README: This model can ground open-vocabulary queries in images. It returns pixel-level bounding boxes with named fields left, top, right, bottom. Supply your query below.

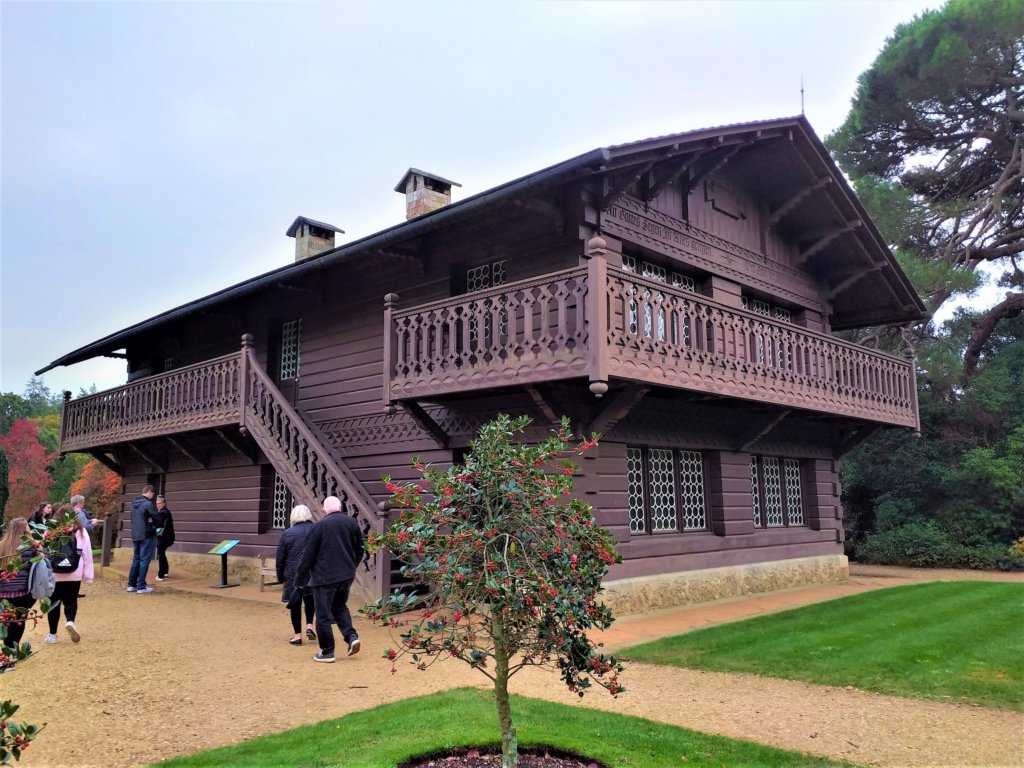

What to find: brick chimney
left=394, top=169, right=461, bottom=220
left=286, top=216, right=345, bottom=262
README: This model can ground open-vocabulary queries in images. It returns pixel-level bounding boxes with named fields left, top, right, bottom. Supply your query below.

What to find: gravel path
left=3, top=575, right=1021, bottom=768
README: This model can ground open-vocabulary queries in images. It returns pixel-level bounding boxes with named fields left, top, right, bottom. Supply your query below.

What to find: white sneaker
left=44, top=634, right=58, bottom=644
left=156, top=577, right=165, bottom=581
left=65, top=622, right=80, bottom=643
left=126, top=586, right=137, bottom=593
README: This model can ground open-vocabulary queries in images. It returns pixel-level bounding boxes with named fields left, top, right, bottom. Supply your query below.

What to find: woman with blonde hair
left=0, top=518, right=37, bottom=650
left=275, top=504, right=317, bottom=645
left=44, top=514, right=94, bottom=644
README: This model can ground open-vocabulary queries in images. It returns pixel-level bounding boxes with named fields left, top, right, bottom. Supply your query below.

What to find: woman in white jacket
left=44, top=514, right=94, bottom=644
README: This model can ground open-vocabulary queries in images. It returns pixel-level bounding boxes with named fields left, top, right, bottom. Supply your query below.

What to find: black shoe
left=289, top=638, right=302, bottom=646
left=305, top=628, right=316, bottom=641
left=313, top=651, right=335, bottom=663
left=347, top=638, right=361, bottom=657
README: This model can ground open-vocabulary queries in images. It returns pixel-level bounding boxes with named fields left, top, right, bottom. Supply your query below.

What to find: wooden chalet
left=40, top=116, right=926, bottom=610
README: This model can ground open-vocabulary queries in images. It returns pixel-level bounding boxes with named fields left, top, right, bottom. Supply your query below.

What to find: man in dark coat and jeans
left=127, top=485, right=159, bottom=594
left=295, top=495, right=364, bottom=663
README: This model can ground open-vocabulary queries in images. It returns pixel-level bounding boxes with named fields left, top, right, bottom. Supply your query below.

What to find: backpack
left=50, top=538, right=81, bottom=574
left=29, top=556, right=55, bottom=599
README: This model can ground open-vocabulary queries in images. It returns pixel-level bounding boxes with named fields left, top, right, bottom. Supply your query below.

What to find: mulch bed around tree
left=399, top=746, right=608, bottom=767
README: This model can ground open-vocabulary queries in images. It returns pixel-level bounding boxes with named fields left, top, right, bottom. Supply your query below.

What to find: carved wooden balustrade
left=385, top=259, right=919, bottom=429
left=239, top=336, right=388, bottom=598
left=60, top=353, right=242, bottom=452
left=384, top=267, right=592, bottom=401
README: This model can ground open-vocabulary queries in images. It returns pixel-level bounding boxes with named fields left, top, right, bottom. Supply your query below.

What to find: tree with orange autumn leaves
left=69, top=459, right=121, bottom=518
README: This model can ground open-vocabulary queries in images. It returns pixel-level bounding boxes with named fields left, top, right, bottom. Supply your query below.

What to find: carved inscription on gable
left=603, top=194, right=824, bottom=311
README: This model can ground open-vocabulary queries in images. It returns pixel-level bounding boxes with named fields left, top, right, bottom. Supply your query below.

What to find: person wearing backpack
left=0, top=518, right=37, bottom=652
left=44, top=515, right=94, bottom=644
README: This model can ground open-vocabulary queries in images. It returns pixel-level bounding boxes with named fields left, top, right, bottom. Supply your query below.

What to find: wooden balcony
left=60, top=353, right=242, bottom=452
left=384, top=254, right=920, bottom=430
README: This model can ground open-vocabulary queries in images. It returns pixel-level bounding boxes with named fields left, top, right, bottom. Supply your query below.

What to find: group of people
left=126, top=485, right=176, bottom=593
left=275, top=495, right=364, bottom=663
left=2, top=487, right=360, bottom=666
left=0, top=495, right=100, bottom=649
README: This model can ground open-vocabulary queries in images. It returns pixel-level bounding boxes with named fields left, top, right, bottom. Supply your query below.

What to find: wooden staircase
left=238, top=335, right=389, bottom=602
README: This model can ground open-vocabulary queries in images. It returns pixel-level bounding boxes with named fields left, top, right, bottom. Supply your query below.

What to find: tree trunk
left=963, top=292, right=1024, bottom=377
left=492, top=606, right=518, bottom=768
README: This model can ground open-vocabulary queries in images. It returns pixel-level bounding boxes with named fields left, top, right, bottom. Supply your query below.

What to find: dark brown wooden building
left=40, top=117, right=926, bottom=611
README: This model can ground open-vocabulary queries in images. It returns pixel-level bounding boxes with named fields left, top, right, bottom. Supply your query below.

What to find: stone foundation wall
left=601, top=555, right=849, bottom=616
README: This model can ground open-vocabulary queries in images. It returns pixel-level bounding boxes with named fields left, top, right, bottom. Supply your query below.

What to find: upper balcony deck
left=384, top=252, right=919, bottom=430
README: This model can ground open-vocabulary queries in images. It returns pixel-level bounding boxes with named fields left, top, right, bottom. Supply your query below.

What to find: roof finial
left=800, top=75, right=805, bottom=116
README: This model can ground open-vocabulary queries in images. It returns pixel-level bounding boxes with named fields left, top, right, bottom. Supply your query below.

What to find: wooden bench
left=258, top=554, right=281, bottom=592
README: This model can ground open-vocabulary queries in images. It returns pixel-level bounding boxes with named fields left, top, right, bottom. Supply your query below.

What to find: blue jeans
left=128, top=539, right=154, bottom=589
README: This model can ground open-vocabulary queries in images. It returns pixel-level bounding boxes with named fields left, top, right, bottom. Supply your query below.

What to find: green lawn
left=153, top=688, right=856, bottom=768
left=624, top=581, right=1024, bottom=710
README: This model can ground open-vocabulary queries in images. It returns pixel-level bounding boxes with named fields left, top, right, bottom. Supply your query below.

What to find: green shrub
left=856, top=522, right=963, bottom=567
left=856, top=523, right=1022, bottom=570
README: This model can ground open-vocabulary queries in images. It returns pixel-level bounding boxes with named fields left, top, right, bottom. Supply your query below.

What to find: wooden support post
left=584, top=236, right=609, bottom=397
left=383, top=293, right=398, bottom=412
left=239, top=334, right=253, bottom=428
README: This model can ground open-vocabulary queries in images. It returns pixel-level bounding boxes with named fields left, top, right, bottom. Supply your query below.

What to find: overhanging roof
left=37, top=116, right=927, bottom=376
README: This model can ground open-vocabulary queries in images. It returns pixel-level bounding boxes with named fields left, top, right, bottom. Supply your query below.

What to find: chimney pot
left=286, top=216, right=344, bottom=262
left=394, top=168, right=461, bottom=220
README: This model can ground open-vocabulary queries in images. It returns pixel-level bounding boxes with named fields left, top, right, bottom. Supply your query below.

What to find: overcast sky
left=2, top=0, right=944, bottom=397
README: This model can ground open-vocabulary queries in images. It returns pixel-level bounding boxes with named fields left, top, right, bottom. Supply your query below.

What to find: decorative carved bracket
left=644, top=150, right=707, bottom=201
left=214, top=428, right=257, bottom=464
left=403, top=401, right=449, bottom=449
left=797, top=221, right=861, bottom=265
left=738, top=410, right=791, bottom=452
left=88, top=450, right=124, bottom=475
left=600, top=162, right=655, bottom=209
left=768, top=177, right=832, bottom=226
left=526, top=385, right=562, bottom=425
left=827, top=262, right=886, bottom=299
left=127, top=443, right=165, bottom=473
left=834, top=424, right=882, bottom=458
left=683, top=142, right=747, bottom=194
left=166, top=435, right=208, bottom=469
left=590, top=384, right=649, bottom=435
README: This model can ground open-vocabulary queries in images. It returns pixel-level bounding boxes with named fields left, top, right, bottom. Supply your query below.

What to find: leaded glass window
left=280, top=319, right=301, bottom=380
left=750, top=456, right=762, bottom=526
left=678, top=450, right=706, bottom=530
left=648, top=449, right=677, bottom=531
left=784, top=459, right=804, bottom=525
left=272, top=473, right=290, bottom=530
left=627, top=447, right=646, bottom=533
left=626, top=446, right=707, bottom=534
left=750, top=455, right=805, bottom=528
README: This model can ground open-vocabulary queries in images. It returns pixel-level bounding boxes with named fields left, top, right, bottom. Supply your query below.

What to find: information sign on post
left=208, top=539, right=241, bottom=589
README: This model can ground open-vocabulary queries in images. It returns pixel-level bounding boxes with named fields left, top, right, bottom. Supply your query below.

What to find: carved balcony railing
left=60, top=353, right=242, bottom=452
left=385, top=254, right=919, bottom=430
left=385, top=266, right=592, bottom=401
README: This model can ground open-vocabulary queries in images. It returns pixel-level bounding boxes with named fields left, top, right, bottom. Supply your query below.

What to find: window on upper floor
left=626, top=446, right=707, bottom=534
left=621, top=255, right=700, bottom=345
left=750, top=455, right=805, bottom=528
left=279, top=319, right=302, bottom=380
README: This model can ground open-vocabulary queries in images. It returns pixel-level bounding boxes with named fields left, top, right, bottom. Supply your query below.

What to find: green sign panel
left=209, top=539, right=240, bottom=556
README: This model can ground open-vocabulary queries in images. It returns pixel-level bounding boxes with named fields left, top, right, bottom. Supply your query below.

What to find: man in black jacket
left=295, top=496, right=364, bottom=663
left=127, top=485, right=159, bottom=594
